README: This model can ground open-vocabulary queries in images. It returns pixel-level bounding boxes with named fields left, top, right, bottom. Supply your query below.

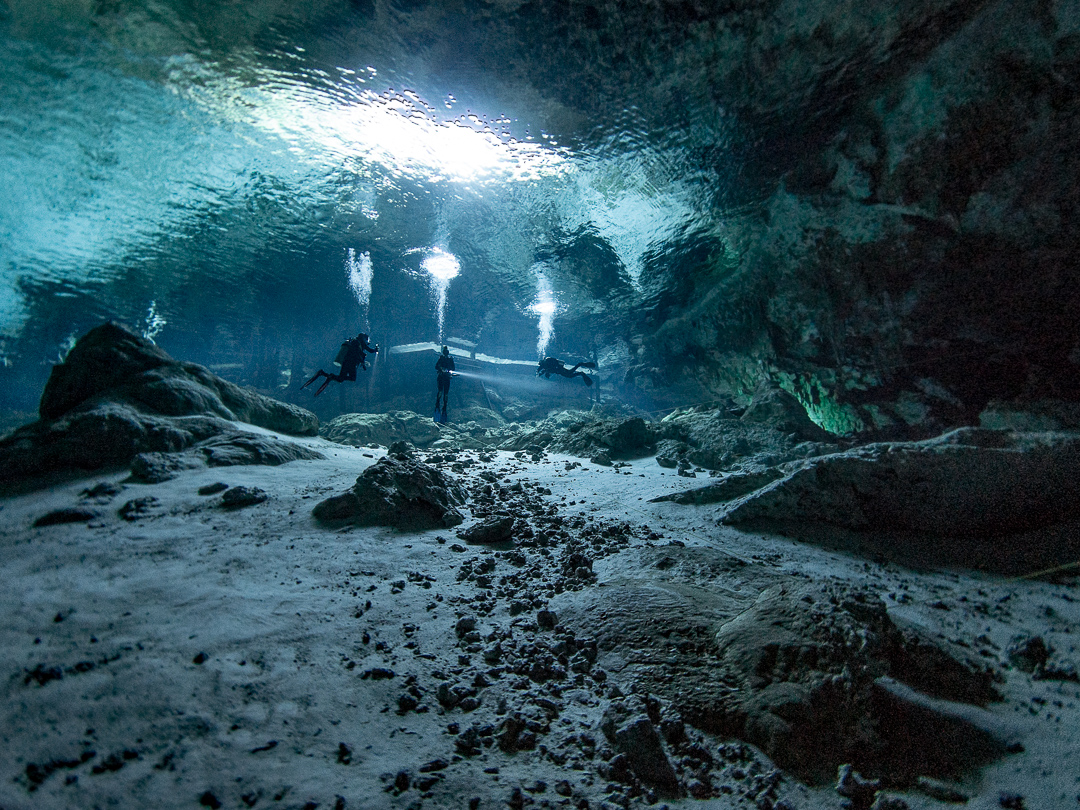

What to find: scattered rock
left=387, top=440, right=416, bottom=457
left=220, top=486, right=268, bottom=509
left=1006, top=636, right=1050, bottom=673
left=458, top=515, right=515, bottom=544
left=80, top=481, right=123, bottom=500
left=198, top=482, right=229, bottom=496
left=600, top=703, right=680, bottom=794
left=33, top=507, right=99, bottom=527
left=536, top=609, right=558, bottom=630
left=913, top=775, right=970, bottom=803
left=836, top=763, right=880, bottom=807
left=118, top=497, right=160, bottom=521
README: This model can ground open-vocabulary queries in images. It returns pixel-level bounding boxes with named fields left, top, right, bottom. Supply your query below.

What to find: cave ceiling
left=1, top=0, right=1077, bottom=427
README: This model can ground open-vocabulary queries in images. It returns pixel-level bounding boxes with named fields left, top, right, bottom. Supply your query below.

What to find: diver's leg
left=302, top=370, right=326, bottom=389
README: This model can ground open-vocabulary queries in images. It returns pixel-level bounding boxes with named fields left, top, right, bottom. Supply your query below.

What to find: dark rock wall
left=640, top=0, right=1080, bottom=434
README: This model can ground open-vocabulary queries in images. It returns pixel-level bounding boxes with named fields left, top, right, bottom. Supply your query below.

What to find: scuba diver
left=537, top=356, right=597, bottom=386
left=434, top=345, right=456, bottom=423
left=302, top=332, right=379, bottom=397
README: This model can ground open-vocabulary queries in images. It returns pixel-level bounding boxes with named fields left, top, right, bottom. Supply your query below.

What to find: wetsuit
left=435, top=352, right=455, bottom=421
left=302, top=334, right=379, bottom=397
left=537, top=356, right=595, bottom=386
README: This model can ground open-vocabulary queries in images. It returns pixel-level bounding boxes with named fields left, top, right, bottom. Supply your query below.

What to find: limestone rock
left=711, top=583, right=1003, bottom=783
left=600, top=704, right=679, bottom=794
left=715, top=427, right=1080, bottom=572
left=458, top=515, right=515, bottom=544
left=656, top=406, right=837, bottom=471
left=39, top=323, right=317, bottom=436
left=33, top=507, right=99, bottom=527
left=128, top=432, right=324, bottom=484
left=220, top=486, right=269, bottom=508
left=501, top=414, right=657, bottom=459
left=0, top=323, right=320, bottom=490
left=312, top=455, right=467, bottom=530
left=740, top=384, right=831, bottom=442
left=322, top=410, right=442, bottom=449
left=650, top=468, right=785, bottom=505
left=0, top=405, right=222, bottom=487
left=557, top=549, right=1006, bottom=787
left=39, top=322, right=172, bottom=420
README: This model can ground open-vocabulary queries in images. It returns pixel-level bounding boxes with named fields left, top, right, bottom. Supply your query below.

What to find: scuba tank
left=333, top=340, right=351, bottom=367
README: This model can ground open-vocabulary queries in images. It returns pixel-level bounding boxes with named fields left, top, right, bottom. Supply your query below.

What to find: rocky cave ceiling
left=1, top=0, right=1078, bottom=432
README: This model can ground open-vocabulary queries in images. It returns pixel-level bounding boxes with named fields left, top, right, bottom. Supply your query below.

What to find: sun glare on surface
left=211, top=70, right=569, bottom=186
left=421, top=247, right=461, bottom=281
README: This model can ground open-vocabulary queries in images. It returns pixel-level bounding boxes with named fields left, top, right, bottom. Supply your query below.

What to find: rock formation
left=661, top=426, right=1080, bottom=574
left=312, top=455, right=467, bottom=530
left=0, top=323, right=321, bottom=490
left=557, top=554, right=1011, bottom=788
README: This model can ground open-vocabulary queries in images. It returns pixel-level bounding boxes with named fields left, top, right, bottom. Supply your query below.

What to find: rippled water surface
left=0, top=0, right=750, bottom=408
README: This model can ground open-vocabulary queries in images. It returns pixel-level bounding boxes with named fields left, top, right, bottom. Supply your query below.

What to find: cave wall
left=634, top=0, right=1080, bottom=435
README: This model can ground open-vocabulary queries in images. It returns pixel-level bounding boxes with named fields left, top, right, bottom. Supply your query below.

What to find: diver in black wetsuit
left=302, top=333, right=379, bottom=397
left=537, top=356, right=596, bottom=386
left=434, top=345, right=455, bottom=423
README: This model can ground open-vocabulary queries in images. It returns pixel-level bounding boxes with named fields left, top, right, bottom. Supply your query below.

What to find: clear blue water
left=0, top=1, right=748, bottom=412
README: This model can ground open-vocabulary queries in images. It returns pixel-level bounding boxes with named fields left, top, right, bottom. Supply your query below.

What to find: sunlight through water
left=422, top=247, right=460, bottom=342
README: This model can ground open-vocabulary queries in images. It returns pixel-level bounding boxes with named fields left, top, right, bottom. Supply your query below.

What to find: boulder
left=312, top=455, right=467, bottom=530
left=458, top=515, right=515, bottom=544
left=0, top=323, right=321, bottom=490
left=39, top=322, right=172, bottom=420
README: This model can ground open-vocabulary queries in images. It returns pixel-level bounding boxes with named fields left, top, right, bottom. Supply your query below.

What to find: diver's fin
left=579, top=361, right=598, bottom=369
left=582, top=374, right=594, bottom=387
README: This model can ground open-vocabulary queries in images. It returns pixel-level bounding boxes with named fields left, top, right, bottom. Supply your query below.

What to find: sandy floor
left=1, top=426, right=1078, bottom=810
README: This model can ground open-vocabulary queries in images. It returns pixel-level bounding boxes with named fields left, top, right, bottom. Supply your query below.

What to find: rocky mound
left=312, top=455, right=468, bottom=530
left=322, top=410, right=443, bottom=448
left=322, top=397, right=840, bottom=471
left=0, top=323, right=321, bottom=490
left=556, top=555, right=1010, bottom=788
left=654, top=405, right=839, bottom=472
left=499, top=414, right=658, bottom=459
